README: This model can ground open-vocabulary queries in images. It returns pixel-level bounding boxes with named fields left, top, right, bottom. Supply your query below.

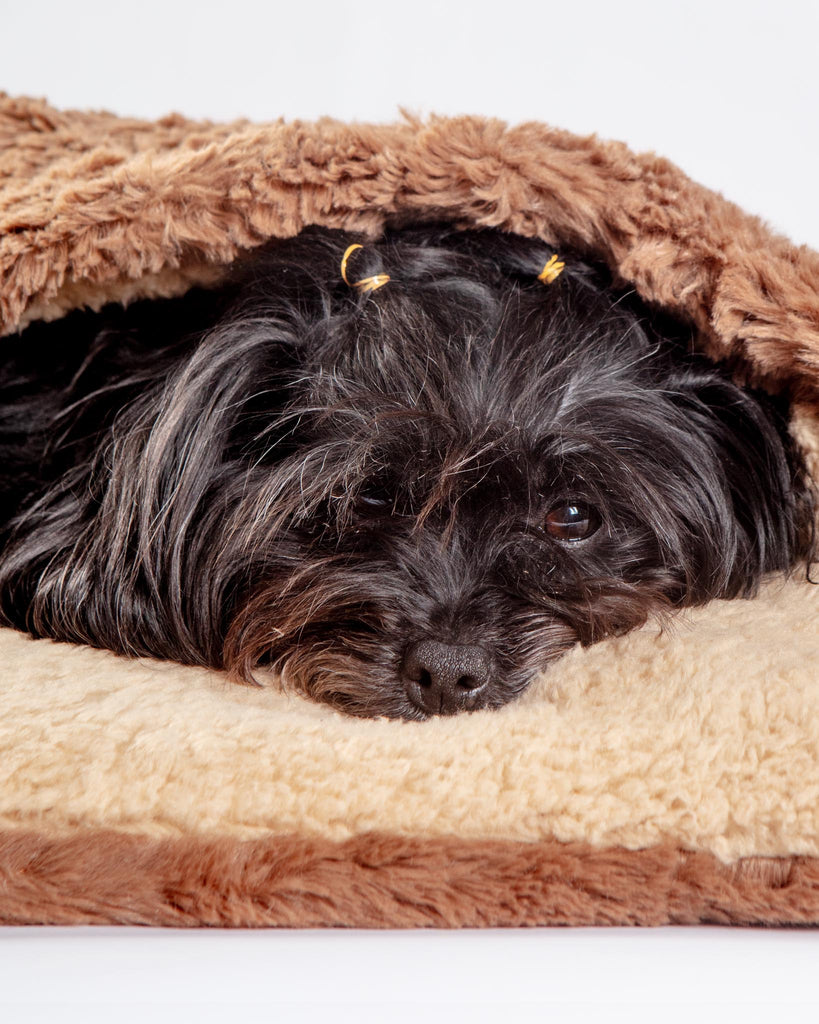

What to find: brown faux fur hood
left=3, top=93, right=819, bottom=407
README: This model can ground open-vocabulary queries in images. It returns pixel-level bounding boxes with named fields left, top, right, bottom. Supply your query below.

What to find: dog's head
left=7, top=226, right=812, bottom=718
left=198, top=226, right=814, bottom=717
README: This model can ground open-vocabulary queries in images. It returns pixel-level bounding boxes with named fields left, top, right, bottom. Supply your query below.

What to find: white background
left=4, top=0, right=819, bottom=249
left=2, top=0, right=819, bottom=1020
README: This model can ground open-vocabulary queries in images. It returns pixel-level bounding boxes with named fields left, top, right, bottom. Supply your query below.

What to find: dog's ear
left=668, top=364, right=816, bottom=592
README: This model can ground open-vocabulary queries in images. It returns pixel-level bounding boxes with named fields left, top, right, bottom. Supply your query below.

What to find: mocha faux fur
left=1, top=94, right=818, bottom=927
left=3, top=830, right=818, bottom=928
left=3, top=95, right=819, bottom=405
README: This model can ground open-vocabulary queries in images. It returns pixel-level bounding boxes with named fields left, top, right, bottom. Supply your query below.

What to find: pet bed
left=1, top=93, right=818, bottom=927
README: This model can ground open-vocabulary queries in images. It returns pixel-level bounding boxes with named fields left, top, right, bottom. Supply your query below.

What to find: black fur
left=0, top=225, right=814, bottom=717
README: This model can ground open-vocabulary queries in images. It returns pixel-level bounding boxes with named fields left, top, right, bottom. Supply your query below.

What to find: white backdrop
left=4, top=0, right=818, bottom=248
left=2, top=1, right=818, bottom=1020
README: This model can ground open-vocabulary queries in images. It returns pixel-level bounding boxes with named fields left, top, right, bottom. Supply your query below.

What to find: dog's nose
left=402, top=640, right=492, bottom=715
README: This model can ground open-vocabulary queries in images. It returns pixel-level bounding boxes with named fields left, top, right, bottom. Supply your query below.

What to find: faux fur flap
left=2, top=94, right=819, bottom=405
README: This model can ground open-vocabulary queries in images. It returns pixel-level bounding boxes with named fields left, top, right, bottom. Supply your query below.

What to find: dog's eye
left=544, top=501, right=600, bottom=542
left=354, top=487, right=393, bottom=516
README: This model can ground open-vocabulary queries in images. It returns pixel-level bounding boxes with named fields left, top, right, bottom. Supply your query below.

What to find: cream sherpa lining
left=3, top=578, right=817, bottom=864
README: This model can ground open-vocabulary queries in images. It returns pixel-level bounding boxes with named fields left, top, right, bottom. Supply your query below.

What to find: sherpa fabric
left=1, top=93, right=818, bottom=927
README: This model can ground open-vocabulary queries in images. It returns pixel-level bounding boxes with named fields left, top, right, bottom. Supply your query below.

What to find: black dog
left=0, top=225, right=814, bottom=717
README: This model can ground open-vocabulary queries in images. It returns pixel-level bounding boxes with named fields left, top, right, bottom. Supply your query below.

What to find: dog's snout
left=402, top=639, right=492, bottom=715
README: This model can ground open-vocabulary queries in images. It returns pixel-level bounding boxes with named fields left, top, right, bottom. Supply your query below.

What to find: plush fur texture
left=2, top=95, right=819, bottom=926
left=3, top=586, right=818, bottom=860
left=3, top=96, right=819, bottom=412
left=3, top=830, right=819, bottom=928
left=0, top=225, right=813, bottom=718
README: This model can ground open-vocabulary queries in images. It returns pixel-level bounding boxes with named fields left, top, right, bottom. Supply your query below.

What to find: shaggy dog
left=0, top=225, right=814, bottom=718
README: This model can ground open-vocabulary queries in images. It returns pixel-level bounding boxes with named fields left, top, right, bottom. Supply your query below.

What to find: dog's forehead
left=300, top=297, right=665, bottom=499
left=313, top=298, right=645, bottom=423
left=311, top=332, right=563, bottom=431
left=353, top=412, right=556, bottom=510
